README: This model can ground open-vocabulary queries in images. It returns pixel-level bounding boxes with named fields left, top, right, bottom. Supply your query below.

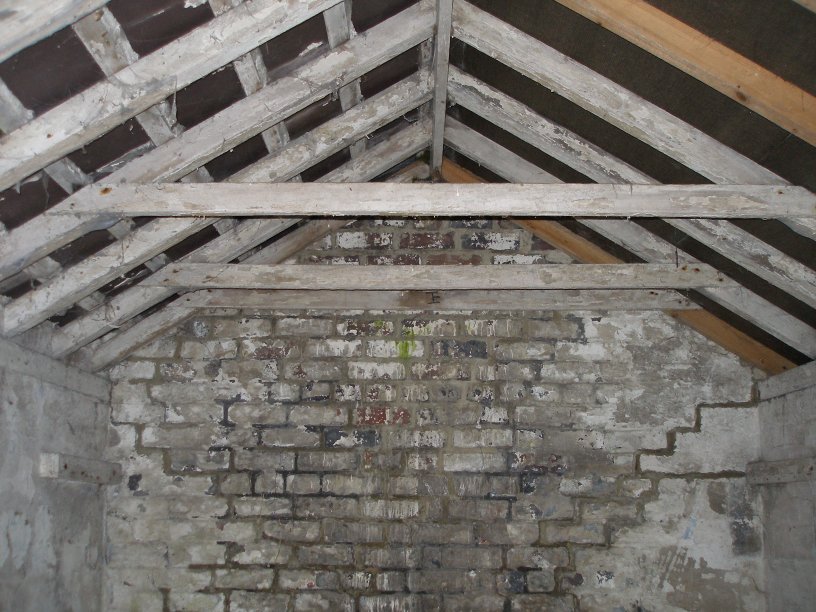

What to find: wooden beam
left=430, top=0, right=454, bottom=173
left=142, top=263, right=733, bottom=291
left=323, top=1, right=366, bottom=158
left=553, top=0, right=816, bottom=147
left=440, top=159, right=798, bottom=374
left=444, top=118, right=560, bottom=183
left=40, top=452, right=122, bottom=485
left=448, top=68, right=649, bottom=184
left=747, top=456, right=816, bottom=486
left=0, top=0, right=344, bottom=192
left=209, top=0, right=291, bottom=154
left=60, top=183, right=815, bottom=218
left=78, top=146, right=428, bottom=371
left=0, top=0, right=109, bottom=63
left=454, top=0, right=816, bottom=243
left=178, top=288, right=696, bottom=311
left=0, top=2, right=435, bottom=281
left=72, top=7, right=179, bottom=146
left=0, top=337, right=109, bottom=399
left=232, top=71, right=433, bottom=182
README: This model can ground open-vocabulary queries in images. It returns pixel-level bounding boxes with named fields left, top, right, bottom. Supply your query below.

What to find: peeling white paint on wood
left=178, top=288, right=695, bottom=311
left=142, top=263, right=734, bottom=291
left=58, top=183, right=816, bottom=219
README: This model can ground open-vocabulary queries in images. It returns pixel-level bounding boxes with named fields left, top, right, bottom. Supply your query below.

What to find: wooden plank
left=39, top=452, right=122, bottom=485
left=322, top=0, right=366, bottom=158
left=553, top=0, right=816, bottom=147
left=143, top=263, right=733, bottom=291
left=430, top=0, right=455, bottom=172
left=0, top=0, right=109, bottom=63
left=316, top=118, right=432, bottom=182
left=179, top=288, right=696, bottom=311
left=0, top=336, right=109, bottom=399
left=209, top=0, right=291, bottom=154
left=2, top=218, right=212, bottom=337
left=72, top=7, right=178, bottom=145
left=441, top=161, right=797, bottom=375
left=79, top=146, right=427, bottom=371
left=746, top=457, right=816, bottom=485
left=0, top=0, right=343, bottom=192
left=444, top=119, right=560, bottom=184
left=60, top=182, right=816, bottom=218
left=232, top=71, right=433, bottom=182
left=668, top=219, right=816, bottom=309
left=758, top=360, right=816, bottom=400
left=0, top=2, right=435, bottom=281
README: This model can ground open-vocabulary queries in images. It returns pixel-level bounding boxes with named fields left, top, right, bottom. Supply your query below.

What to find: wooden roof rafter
left=0, top=0, right=812, bottom=376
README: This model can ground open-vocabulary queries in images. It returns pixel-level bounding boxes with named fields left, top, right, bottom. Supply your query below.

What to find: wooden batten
left=179, top=289, right=696, bottom=311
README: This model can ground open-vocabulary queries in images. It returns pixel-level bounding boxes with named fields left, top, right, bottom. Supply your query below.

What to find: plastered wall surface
left=103, top=219, right=765, bottom=611
left=0, top=356, right=109, bottom=610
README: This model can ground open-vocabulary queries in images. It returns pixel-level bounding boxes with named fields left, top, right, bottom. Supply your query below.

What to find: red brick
left=399, top=232, right=454, bottom=249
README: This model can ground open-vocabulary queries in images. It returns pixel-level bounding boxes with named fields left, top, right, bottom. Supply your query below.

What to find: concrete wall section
left=757, top=374, right=816, bottom=612
left=0, top=340, right=110, bottom=611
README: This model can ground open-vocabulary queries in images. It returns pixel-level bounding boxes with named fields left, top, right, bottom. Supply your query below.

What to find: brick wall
left=105, top=220, right=764, bottom=611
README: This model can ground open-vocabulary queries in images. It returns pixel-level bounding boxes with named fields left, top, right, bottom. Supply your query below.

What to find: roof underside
left=0, top=0, right=814, bottom=373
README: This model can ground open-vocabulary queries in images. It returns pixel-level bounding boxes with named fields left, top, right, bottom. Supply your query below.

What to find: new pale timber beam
left=430, top=0, right=454, bottom=173
left=60, top=183, right=815, bottom=218
left=0, top=2, right=435, bottom=281
left=80, top=161, right=429, bottom=371
left=553, top=0, right=816, bottom=147
left=793, top=0, right=816, bottom=14
left=142, top=264, right=733, bottom=291
left=0, top=0, right=344, bottom=192
left=49, top=81, right=431, bottom=359
left=440, top=160, right=797, bottom=374
left=0, top=0, right=109, bottom=63
left=180, top=289, right=695, bottom=312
